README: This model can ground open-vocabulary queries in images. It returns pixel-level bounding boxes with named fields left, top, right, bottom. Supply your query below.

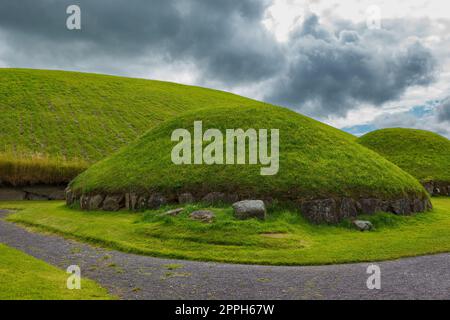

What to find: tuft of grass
left=163, top=272, right=191, bottom=279
left=0, top=243, right=112, bottom=300
left=357, top=128, right=450, bottom=184
left=164, top=264, right=184, bottom=270
left=3, top=198, right=450, bottom=266
left=70, top=247, right=82, bottom=254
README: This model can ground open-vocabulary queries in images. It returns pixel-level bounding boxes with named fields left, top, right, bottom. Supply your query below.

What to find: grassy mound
left=357, top=128, right=450, bottom=187
left=0, top=68, right=263, bottom=186
left=70, top=105, right=427, bottom=205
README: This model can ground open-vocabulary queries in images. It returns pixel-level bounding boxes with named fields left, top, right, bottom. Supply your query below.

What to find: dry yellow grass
left=0, top=153, right=87, bottom=186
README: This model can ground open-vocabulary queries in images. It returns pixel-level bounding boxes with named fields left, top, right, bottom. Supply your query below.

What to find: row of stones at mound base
left=0, top=186, right=66, bottom=201
left=423, top=181, right=450, bottom=196
left=66, top=189, right=432, bottom=224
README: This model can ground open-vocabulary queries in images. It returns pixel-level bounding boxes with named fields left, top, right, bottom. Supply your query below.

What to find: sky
left=0, top=0, right=449, bottom=137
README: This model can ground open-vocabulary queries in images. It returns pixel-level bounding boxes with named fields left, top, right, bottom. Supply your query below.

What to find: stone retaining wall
left=0, top=186, right=66, bottom=201
left=422, top=181, right=450, bottom=196
left=299, top=196, right=431, bottom=224
left=66, top=189, right=432, bottom=224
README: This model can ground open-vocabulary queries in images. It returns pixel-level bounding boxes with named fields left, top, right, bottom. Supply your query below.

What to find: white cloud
left=305, top=0, right=450, bottom=22
left=262, top=0, right=305, bottom=42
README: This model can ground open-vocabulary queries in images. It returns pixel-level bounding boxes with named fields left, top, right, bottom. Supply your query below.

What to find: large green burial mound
left=69, top=105, right=430, bottom=223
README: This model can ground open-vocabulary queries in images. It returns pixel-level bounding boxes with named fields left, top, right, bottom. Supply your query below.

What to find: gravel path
left=1, top=209, right=449, bottom=300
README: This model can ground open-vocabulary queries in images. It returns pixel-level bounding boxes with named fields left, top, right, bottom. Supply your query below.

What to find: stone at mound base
left=190, top=210, right=215, bottom=223
left=202, top=192, right=239, bottom=205
left=79, top=194, right=89, bottom=210
left=23, top=186, right=66, bottom=200
left=0, top=188, right=27, bottom=201
left=125, top=193, right=138, bottom=211
left=300, top=197, right=432, bottom=224
left=178, top=193, right=195, bottom=204
left=148, top=194, right=167, bottom=209
left=423, top=181, right=450, bottom=196
left=65, top=188, right=74, bottom=205
left=359, top=199, right=383, bottom=215
left=89, top=194, right=105, bottom=210
left=0, top=186, right=66, bottom=201
left=232, top=200, right=266, bottom=220
left=164, top=208, right=184, bottom=216
left=27, top=193, right=49, bottom=201
left=353, top=220, right=373, bottom=231
left=102, top=195, right=124, bottom=211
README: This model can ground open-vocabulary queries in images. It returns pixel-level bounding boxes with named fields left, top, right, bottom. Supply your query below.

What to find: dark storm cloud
left=437, top=98, right=450, bottom=122
left=0, top=0, right=280, bottom=84
left=265, top=14, right=437, bottom=117
left=0, top=1, right=439, bottom=118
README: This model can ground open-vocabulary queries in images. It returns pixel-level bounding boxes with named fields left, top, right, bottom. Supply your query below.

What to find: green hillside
left=0, top=68, right=269, bottom=186
left=357, top=128, right=450, bottom=184
left=70, top=105, right=427, bottom=205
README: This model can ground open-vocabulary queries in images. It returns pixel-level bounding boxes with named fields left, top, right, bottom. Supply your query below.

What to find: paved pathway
left=1, top=209, right=449, bottom=299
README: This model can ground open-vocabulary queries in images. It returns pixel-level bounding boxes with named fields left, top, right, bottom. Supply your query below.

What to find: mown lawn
left=2, top=198, right=450, bottom=266
left=0, top=243, right=112, bottom=300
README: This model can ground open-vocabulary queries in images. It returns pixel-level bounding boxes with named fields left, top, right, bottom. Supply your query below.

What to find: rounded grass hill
left=0, top=68, right=266, bottom=186
left=69, top=105, right=431, bottom=223
left=357, top=128, right=450, bottom=196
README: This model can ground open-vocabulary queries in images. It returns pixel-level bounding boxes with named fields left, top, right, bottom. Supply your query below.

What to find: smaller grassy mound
left=0, top=243, right=112, bottom=300
left=358, top=128, right=450, bottom=195
left=69, top=105, right=429, bottom=222
left=4, top=199, right=450, bottom=265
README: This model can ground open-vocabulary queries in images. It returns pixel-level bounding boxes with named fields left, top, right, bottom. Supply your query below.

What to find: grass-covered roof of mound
left=357, top=128, right=450, bottom=183
left=70, top=105, right=426, bottom=201
left=0, top=68, right=275, bottom=185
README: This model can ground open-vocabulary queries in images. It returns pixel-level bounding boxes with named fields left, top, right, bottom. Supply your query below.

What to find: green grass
left=0, top=243, right=112, bottom=300
left=357, top=128, right=450, bottom=184
left=0, top=68, right=267, bottom=185
left=71, top=105, right=427, bottom=201
left=3, top=198, right=450, bottom=266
